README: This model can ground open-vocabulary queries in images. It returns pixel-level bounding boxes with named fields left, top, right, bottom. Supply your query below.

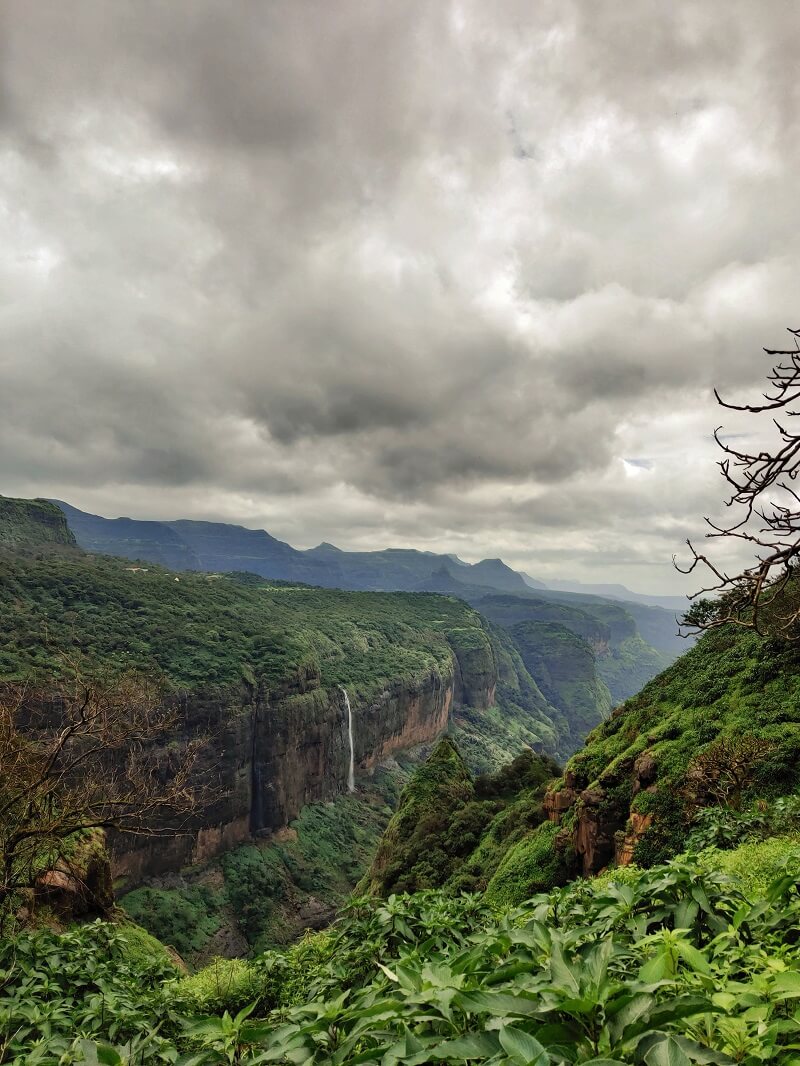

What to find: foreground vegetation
left=3, top=843, right=800, bottom=1064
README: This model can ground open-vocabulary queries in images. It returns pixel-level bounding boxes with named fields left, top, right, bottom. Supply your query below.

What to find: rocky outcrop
left=19, top=832, right=114, bottom=926
left=112, top=656, right=487, bottom=885
left=544, top=749, right=660, bottom=875
left=615, top=812, right=653, bottom=866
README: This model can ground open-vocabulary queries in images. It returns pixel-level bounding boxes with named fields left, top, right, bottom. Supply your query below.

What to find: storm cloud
left=1, top=1, right=798, bottom=592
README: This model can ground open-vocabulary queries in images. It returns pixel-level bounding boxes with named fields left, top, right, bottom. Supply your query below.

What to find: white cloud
left=0, top=0, right=797, bottom=594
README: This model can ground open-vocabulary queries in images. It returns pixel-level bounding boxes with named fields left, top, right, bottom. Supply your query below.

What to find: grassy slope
left=560, top=615, right=800, bottom=867
left=362, top=608, right=800, bottom=910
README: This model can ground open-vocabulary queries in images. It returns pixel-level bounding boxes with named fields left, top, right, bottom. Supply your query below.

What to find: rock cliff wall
left=0, top=496, right=76, bottom=548
left=112, top=658, right=479, bottom=884
left=543, top=750, right=660, bottom=876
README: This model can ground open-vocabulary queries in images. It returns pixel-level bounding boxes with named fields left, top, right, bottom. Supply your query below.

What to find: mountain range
left=52, top=499, right=685, bottom=614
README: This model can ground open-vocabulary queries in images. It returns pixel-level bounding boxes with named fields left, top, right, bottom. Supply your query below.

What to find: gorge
left=0, top=495, right=686, bottom=956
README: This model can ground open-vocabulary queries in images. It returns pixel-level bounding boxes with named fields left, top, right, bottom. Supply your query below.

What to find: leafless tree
left=686, top=735, right=775, bottom=810
left=678, top=327, right=800, bottom=636
left=0, top=663, right=204, bottom=925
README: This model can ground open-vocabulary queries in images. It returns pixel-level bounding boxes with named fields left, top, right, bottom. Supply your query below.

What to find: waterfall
left=340, top=687, right=356, bottom=792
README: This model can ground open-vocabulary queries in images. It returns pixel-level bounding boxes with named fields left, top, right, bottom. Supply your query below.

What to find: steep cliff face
left=113, top=664, right=469, bottom=882
left=509, top=620, right=612, bottom=749
left=0, top=542, right=555, bottom=891
left=447, top=627, right=497, bottom=709
left=0, top=496, right=76, bottom=549
left=477, top=593, right=670, bottom=715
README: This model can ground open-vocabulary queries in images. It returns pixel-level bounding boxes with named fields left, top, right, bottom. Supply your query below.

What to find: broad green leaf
left=400, top=1032, right=501, bottom=1064
left=548, top=942, right=581, bottom=996
left=455, top=991, right=540, bottom=1017
left=675, top=940, right=712, bottom=976
left=498, top=1025, right=548, bottom=1065
left=639, top=952, right=672, bottom=983
left=644, top=1035, right=693, bottom=1066
left=773, top=971, right=800, bottom=999
left=607, top=992, right=655, bottom=1041
left=377, top=962, right=399, bottom=983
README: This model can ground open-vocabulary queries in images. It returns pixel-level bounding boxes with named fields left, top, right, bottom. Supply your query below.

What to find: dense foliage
left=4, top=850, right=800, bottom=1063
left=363, top=740, right=561, bottom=897
left=563, top=619, right=800, bottom=866
left=0, top=550, right=477, bottom=693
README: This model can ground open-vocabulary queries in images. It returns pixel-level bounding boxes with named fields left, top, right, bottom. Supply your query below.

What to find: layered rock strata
left=112, top=661, right=481, bottom=883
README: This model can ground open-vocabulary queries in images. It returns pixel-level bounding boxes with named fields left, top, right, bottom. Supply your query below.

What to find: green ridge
left=0, top=495, right=76, bottom=549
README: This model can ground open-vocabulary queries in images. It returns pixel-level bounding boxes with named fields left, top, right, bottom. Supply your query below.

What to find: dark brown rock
left=633, top=751, right=657, bottom=792
left=113, top=652, right=500, bottom=886
left=543, top=786, right=577, bottom=823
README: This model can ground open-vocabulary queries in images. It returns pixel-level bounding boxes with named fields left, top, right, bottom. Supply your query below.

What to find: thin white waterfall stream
left=340, top=687, right=355, bottom=792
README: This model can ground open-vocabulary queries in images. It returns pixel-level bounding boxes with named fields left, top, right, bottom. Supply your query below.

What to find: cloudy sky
left=1, top=2, right=798, bottom=593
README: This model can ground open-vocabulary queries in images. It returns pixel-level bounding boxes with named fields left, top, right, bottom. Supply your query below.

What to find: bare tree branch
left=0, top=659, right=208, bottom=927
left=678, top=328, right=800, bottom=637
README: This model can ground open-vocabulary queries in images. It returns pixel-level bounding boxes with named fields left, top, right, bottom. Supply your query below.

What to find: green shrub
left=120, top=883, right=224, bottom=956
left=168, top=957, right=263, bottom=1015
left=484, top=821, right=570, bottom=906
left=697, top=834, right=800, bottom=898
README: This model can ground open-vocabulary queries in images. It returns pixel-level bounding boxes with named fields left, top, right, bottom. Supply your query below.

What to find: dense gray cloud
left=1, top=1, right=798, bottom=592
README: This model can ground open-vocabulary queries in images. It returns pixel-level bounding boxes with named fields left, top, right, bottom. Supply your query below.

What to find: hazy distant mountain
left=544, top=578, right=688, bottom=613
left=51, top=502, right=533, bottom=596
left=520, top=572, right=548, bottom=590
left=53, top=500, right=202, bottom=570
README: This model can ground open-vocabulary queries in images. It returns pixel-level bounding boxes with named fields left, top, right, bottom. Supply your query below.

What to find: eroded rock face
left=30, top=835, right=114, bottom=922
left=112, top=653, right=493, bottom=884
left=615, top=812, right=653, bottom=866
left=544, top=752, right=661, bottom=876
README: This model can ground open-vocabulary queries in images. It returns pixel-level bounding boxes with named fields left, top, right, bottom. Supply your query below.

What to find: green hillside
left=0, top=495, right=76, bottom=549
left=0, top=549, right=474, bottom=697
left=362, top=738, right=562, bottom=897
left=6, top=574, right=800, bottom=1062
left=562, top=618, right=800, bottom=868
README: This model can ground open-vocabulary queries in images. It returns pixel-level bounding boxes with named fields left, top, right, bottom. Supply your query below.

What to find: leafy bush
left=120, top=883, right=224, bottom=957
left=10, top=855, right=800, bottom=1064
left=687, top=793, right=800, bottom=851
left=168, top=957, right=264, bottom=1016
left=484, top=820, right=572, bottom=906
left=0, top=921, right=179, bottom=1063
left=696, top=834, right=800, bottom=898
